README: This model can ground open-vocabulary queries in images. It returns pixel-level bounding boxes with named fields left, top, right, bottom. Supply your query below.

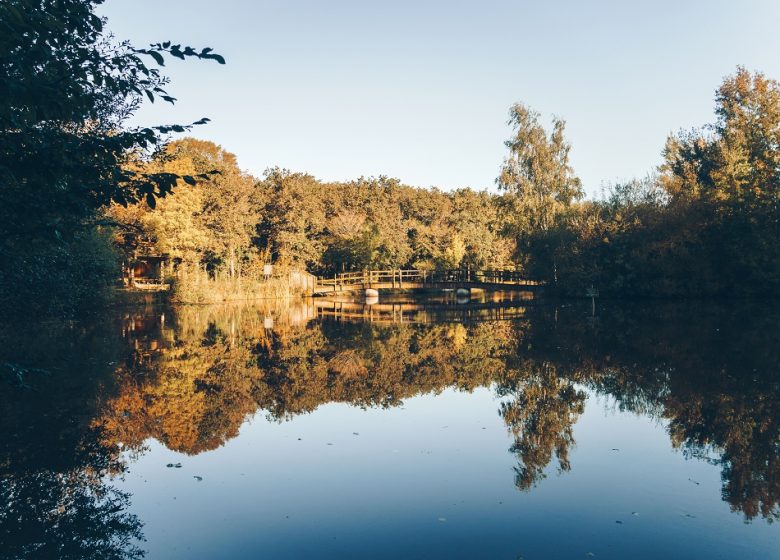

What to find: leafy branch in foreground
left=0, top=0, right=225, bottom=239
left=0, top=0, right=224, bottom=315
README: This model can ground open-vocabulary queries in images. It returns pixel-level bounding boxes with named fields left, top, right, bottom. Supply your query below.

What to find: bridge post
left=399, top=269, right=403, bottom=290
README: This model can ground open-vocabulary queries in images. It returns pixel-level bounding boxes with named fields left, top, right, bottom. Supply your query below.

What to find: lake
left=2, top=295, right=779, bottom=559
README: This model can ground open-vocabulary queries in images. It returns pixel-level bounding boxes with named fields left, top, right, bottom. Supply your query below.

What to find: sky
left=98, top=0, right=780, bottom=196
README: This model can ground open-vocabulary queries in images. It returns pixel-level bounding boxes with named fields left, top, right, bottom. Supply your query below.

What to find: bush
left=0, top=230, right=118, bottom=317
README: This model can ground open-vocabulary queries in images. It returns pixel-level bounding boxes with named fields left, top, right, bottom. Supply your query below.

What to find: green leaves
left=146, top=50, right=165, bottom=66
left=0, top=0, right=225, bottom=240
left=202, top=52, right=225, bottom=65
left=140, top=43, right=226, bottom=65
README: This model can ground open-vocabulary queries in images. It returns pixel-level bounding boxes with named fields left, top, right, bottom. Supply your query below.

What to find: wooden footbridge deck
left=312, top=269, right=542, bottom=296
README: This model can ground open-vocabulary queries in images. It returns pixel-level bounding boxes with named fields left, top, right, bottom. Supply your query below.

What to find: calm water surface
left=2, top=295, right=779, bottom=559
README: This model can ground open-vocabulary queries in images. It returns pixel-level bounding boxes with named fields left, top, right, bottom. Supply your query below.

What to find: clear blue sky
left=99, top=0, right=780, bottom=196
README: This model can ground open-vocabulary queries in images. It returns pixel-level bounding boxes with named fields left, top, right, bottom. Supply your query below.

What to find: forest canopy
left=108, top=140, right=515, bottom=284
left=2, top=0, right=779, bottom=313
left=110, top=67, right=780, bottom=301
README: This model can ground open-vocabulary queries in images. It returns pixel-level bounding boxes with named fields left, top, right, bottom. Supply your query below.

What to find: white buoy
left=365, top=288, right=379, bottom=298
left=456, top=288, right=470, bottom=297
left=365, top=295, right=379, bottom=305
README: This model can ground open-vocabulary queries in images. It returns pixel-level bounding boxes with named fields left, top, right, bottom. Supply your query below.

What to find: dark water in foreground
left=2, top=295, right=780, bottom=559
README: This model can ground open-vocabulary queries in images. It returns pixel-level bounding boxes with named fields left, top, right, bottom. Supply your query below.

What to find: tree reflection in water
left=0, top=320, right=143, bottom=559
left=2, top=299, right=780, bottom=558
left=496, top=362, right=586, bottom=490
left=517, top=301, right=780, bottom=522
left=0, top=467, right=144, bottom=560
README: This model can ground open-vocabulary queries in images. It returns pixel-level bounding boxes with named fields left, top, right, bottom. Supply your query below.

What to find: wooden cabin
left=123, top=255, right=169, bottom=288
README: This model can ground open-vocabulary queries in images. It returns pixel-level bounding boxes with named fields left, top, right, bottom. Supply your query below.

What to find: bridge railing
left=316, top=269, right=542, bottom=289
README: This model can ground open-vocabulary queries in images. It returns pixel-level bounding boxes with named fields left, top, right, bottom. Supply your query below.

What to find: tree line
left=2, top=0, right=780, bottom=315
left=106, top=138, right=515, bottom=290
left=110, top=65, right=780, bottom=302
left=510, top=68, right=780, bottom=298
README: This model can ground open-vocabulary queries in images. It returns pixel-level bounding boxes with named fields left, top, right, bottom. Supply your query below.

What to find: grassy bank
left=170, top=275, right=301, bottom=304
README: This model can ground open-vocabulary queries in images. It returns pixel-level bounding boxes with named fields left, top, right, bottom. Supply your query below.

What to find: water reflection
left=498, top=364, right=586, bottom=490
left=0, top=320, right=142, bottom=560
left=1, top=298, right=780, bottom=557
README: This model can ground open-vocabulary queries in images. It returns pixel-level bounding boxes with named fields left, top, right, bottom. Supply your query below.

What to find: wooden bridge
left=313, top=269, right=542, bottom=295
